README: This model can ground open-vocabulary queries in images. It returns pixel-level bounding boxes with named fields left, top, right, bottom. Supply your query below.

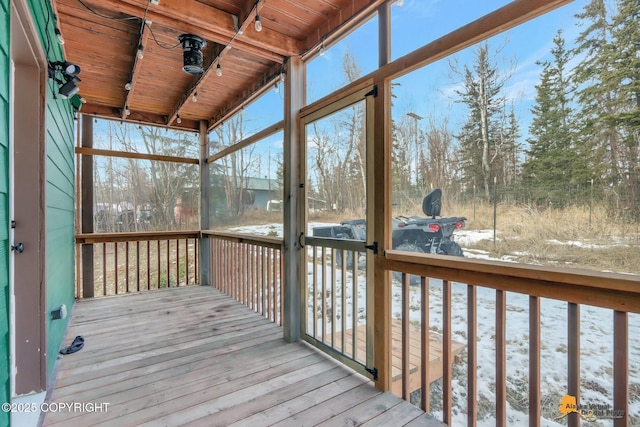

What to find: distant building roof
left=212, top=174, right=280, bottom=191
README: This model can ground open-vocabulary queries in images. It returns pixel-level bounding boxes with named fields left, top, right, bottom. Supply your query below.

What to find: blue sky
left=305, top=0, right=589, bottom=143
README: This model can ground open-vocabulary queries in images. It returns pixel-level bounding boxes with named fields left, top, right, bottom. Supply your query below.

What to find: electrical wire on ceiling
left=75, top=0, right=139, bottom=21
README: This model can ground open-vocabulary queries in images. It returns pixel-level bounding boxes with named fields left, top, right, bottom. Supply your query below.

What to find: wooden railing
left=204, top=231, right=284, bottom=325
left=384, top=250, right=639, bottom=427
left=75, top=231, right=199, bottom=299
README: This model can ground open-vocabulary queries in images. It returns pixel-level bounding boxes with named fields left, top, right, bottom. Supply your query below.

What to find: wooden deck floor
left=43, top=286, right=445, bottom=427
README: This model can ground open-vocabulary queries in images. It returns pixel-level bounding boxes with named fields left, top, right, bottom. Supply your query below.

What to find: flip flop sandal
left=59, top=336, right=85, bottom=355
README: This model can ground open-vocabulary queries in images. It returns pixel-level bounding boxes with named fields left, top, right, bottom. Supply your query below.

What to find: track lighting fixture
left=254, top=15, right=262, bottom=32
left=176, top=115, right=182, bottom=124
left=274, top=83, right=279, bottom=94
left=125, top=106, right=131, bottom=116
left=136, top=44, right=144, bottom=59
left=125, top=81, right=132, bottom=91
left=216, top=63, right=222, bottom=77
left=178, top=34, right=206, bottom=75
left=192, top=91, right=198, bottom=102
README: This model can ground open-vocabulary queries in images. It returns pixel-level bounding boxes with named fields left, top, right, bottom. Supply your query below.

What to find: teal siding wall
left=27, top=0, right=76, bottom=377
left=0, top=0, right=11, bottom=425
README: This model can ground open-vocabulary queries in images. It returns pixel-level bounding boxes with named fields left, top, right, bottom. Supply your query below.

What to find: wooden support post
left=370, top=1, right=392, bottom=391
left=199, top=120, right=210, bottom=286
left=283, top=57, right=304, bottom=342
left=81, top=115, right=94, bottom=298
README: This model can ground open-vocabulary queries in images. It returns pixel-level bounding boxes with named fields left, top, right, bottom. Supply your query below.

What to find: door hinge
left=365, top=366, right=378, bottom=381
left=365, top=85, right=378, bottom=98
left=365, top=241, right=378, bottom=254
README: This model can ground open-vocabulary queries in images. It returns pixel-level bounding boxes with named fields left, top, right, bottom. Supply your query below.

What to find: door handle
left=11, top=243, right=24, bottom=253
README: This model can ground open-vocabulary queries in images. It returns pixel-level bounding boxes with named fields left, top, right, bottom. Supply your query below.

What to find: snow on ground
left=225, top=222, right=640, bottom=425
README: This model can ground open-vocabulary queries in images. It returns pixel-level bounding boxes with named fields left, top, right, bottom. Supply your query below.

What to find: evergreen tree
left=451, top=42, right=514, bottom=199
left=523, top=30, right=578, bottom=206
left=572, top=0, right=640, bottom=216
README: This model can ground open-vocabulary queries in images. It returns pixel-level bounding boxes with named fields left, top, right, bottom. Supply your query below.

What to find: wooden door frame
left=10, top=0, right=48, bottom=395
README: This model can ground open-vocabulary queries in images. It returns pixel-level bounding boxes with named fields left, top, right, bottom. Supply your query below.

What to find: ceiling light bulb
left=125, top=106, right=131, bottom=116
left=396, top=0, right=404, bottom=6
left=136, top=45, right=144, bottom=59
left=216, top=63, right=222, bottom=77
left=54, top=28, right=65, bottom=45
left=254, top=15, right=262, bottom=32
left=176, top=115, right=182, bottom=124
left=279, top=73, right=285, bottom=83
left=192, top=92, right=198, bottom=102
left=274, top=83, right=279, bottom=94
left=319, top=45, right=326, bottom=56
left=125, top=82, right=132, bottom=91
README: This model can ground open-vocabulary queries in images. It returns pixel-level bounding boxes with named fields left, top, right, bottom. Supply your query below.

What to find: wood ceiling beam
left=82, top=103, right=201, bottom=131
left=121, top=25, right=151, bottom=119
left=97, top=0, right=298, bottom=61
left=166, top=0, right=270, bottom=126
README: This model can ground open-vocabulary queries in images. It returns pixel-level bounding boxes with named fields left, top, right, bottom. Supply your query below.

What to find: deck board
left=43, top=286, right=446, bottom=427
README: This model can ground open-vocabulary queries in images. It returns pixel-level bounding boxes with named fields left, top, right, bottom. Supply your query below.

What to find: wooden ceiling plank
left=166, top=0, right=270, bottom=126
left=97, top=0, right=299, bottom=59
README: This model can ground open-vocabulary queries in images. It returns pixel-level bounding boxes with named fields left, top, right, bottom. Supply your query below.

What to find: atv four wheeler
left=312, top=189, right=466, bottom=281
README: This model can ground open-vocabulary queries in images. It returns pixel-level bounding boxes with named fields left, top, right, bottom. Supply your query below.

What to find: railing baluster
left=568, top=302, right=580, bottom=427
left=244, top=243, right=248, bottom=306
left=421, top=276, right=431, bottom=412
left=351, top=255, right=357, bottom=360
left=194, top=237, right=198, bottom=284
left=136, top=241, right=140, bottom=292
left=185, top=239, right=189, bottom=285
left=125, top=241, right=130, bottom=293
left=496, top=289, right=506, bottom=427
left=156, top=240, right=160, bottom=290
left=331, top=248, right=337, bottom=349
left=529, top=296, right=540, bottom=427
left=146, top=240, right=150, bottom=290
left=176, top=239, right=180, bottom=286
left=114, top=242, right=119, bottom=295
left=322, top=247, right=327, bottom=344
left=250, top=243, right=254, bottom=310
left=166, top=240, right=170, bottom=287
left=443, top=279, right=452, bottom=425
left=341, top=249, right=347, bottom=354
left=260, top=245, right=265, bottom=314
left=267, top=247, right=272, bottom=319
left=614, top=310, right=628, bottom=427
left=102, top=242, right=107, bottom=296
left=272, top=247, right=277, bottom=323
left=402, top=273, right=410, bottom=401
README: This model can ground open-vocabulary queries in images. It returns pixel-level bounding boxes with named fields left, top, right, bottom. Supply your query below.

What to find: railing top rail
left=202, top=230, right=284, bottom=249
left=385, top=249, right=640, bottom=313
left=76, top=230, right=200, bottom=244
